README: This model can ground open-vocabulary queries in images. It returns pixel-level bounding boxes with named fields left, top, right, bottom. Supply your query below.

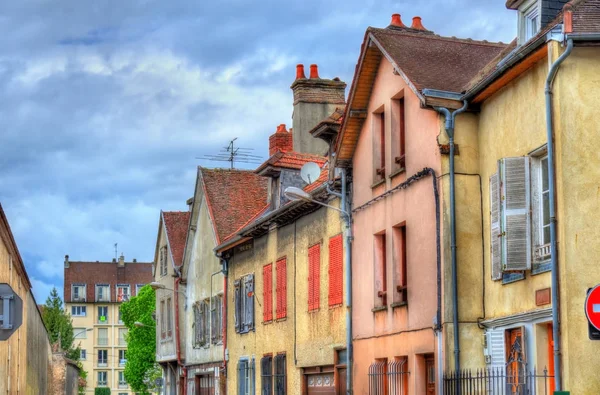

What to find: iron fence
left=368, top=359, right=409, bottom=395
left=443, top=366, right=554, bottom=395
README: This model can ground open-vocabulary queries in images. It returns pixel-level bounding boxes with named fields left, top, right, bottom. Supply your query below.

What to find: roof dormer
left=507, top=0, right=570, bottom=45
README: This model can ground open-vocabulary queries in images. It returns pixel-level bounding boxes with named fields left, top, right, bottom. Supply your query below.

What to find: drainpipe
left=341, top=168, right=353, bottom=395
left=433, top=100, right=468, bottom=385
left=545, top=37, right=573, bottom=393
left=219, top=256, right=229, bottom=385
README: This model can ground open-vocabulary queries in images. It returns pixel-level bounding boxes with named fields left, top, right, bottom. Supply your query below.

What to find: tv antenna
left=197, top=138, right=263, bottom=169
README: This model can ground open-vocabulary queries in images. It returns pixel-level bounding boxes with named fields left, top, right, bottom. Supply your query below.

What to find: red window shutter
left=276, top=258, right=287, bottom=319
left=308, top=244, right=320, bottom=311
left=329, top=234, right=344, bottom=306
left=263, top=264, right=273, bottom=322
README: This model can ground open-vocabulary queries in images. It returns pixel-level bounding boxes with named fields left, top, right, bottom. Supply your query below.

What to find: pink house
left=333, top=14, right=505, bottom=394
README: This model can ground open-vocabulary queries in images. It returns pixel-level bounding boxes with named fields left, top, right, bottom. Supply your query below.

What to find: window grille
left=274, top=354, right=286, bottom=395
left=261, top=355, right=273, bottom=395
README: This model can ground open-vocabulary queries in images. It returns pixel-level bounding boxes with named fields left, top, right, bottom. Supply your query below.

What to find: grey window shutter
left=234, top=280, right=242, bottom=333
left=199, top=302, right=206, bottom=346
left=490, top=173, right=502, bottom=280
left=486, top=329, right=506, bottom=371
left=238, top=360, right=247, bottom=395
left=499, top=157, right=531, bottom=271
left=211, top=296, right=217, bottom=344
left=246, top=274, right=255, bottom=331
left=251, top=357, right=256, bottom=395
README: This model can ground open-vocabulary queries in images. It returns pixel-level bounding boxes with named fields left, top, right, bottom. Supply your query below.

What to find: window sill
left=390, top=301, right=407, bottom=309
left=388, top=167, right=406, bottom=179
left=502, top=272, right=525, bottom=285
left=329, top=303, right=343, bottom=309
left=531, top=260, right=551, bottom=276
left=372, top=306, right=388, bottom=313
left=371, top=179, right=385, bottom=189
left=276, top=317, right=287, bottom=322
left=308, top=308, right=319, bottom=314
left=263, top=320, right=273, bottom=325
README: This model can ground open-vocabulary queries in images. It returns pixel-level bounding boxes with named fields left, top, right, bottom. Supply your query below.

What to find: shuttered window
left=499, top=157, right=531, bottom=271
left=166, top=297, right=173, bottom=338
left=193, top=301, right=205, bottom=347
left=263, top=264, right=273, bottom=322
left=274, top=354, right=286, bottom=395
left=329, top=234, right=343, bottom=307
left=211, top=294, right=223, bottom=344
left=308, top=244, right=320, bottom=311
left=490, top=173, right=502, bottom=280
left=276, top=258, right=287, bottom=319
left=238, top=358, right=255, bottom=395
left=235, top=275, right=255, bottom=334
left=261, top=355, right=273, bottom=395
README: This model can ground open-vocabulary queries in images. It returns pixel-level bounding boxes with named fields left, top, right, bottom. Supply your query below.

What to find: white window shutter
left=486, top=330, right=506, bottom=371
left=490, top=173, right=502, bottom=280
left=499, top=157, right=531, bottom=271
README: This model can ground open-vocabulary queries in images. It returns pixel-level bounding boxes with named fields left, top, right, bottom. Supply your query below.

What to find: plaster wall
left=226, top=202, right=345, bottom=393
left=293, top=102, right=338, bottom=156
left=351, top=58, right=444, bottom=394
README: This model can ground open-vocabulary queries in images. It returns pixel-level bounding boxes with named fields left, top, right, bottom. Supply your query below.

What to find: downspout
left=545, top=37, right=573, bottom=392
left=220, top=256, right=229, bottom=384
left=433, top=100, right=468, bottom=385
left=174, top=277, right=187, bottom=395
left=342, top=169, right=353, bottom=395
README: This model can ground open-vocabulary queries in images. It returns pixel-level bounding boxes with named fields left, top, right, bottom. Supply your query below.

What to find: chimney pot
left=390, top=14, right=406, bottom=27
left=309, top=64, right=319, bottom=79
left=269, top=123, right=293, bottom=156
left=411, top=16, right=427, bottom=31
left=296, top=64, right=306, bottom=80
left=563, top=4, right=573, bottom=34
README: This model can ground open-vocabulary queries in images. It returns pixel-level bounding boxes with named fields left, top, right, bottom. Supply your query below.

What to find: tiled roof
left=255, top=151, right=327, bottom=174
left=64, top=260, right=153, bottom=302
left=570, top=0, right=600, bottom=33
left=162, top=211, right=190, bottom=267
left=304, top=169, right=329, bottom=193
left=200, top=168, right=269, bottom=244
left=369, top=27, right=507, bottom=93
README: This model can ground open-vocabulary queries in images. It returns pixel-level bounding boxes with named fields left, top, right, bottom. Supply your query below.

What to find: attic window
left=519, top=0, right=540, bottom=44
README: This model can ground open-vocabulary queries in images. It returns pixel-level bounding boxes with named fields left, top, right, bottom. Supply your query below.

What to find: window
left=80, top=349, right=87, bottom=360
left=160, top=246, right=168, bottom=276
left=276, top=258, right=287, bottom=319
left=211, top=294, right=223, bottom=344
left=308, top=244, right=320, bottom=311
left=368, top=359, right=388, bottom=394
left=263, top=264, right=273, bottom=322
left=74, top=327, right=87, bottom=339
left=234, top=274, right=255, bottom=334
left=118, top=371, right=127, bottom=387
left=118, top=308, right=123, bottom=324
left=136, top=284, right=144, bottom=296
left=97, top=349, right=108, bottom=367
left=96, top=284, right=110, bottom=302
left=328, top=234, right=343, bottom=307
left=373, top=109, right=386, bottom=180
left=274, top=354, right=286, bottom=395
left=490, top=157, right=531, bottom=281
left=532, top=153, right=551, bottom=273
left=97, top=371, right=108, bottom=387
left=97, top=306, right=109, bottom=324
left=261, top=355, right=273, bottom=395
left=167, top=297, right=173, bottom=338
left=392, top=224, right=407, bottom=305
left=118, top=328, right=127, bottom=346
left=237, top=357, right=255, bottom=395
left=71, top=284, right=86, bottom=302
left=523, top=2, right=539, bottom=42
left=374, top=232, right=387, bottom=307
left=71, top=305, right=86, bottom=317
left=160, top=300, right=166, bottom=339
left=119, top=350, right=127, bottom=366
left=392, top=96, right=406, bottom=171
left=193, top=300, right=208, bottom=348
left=117, top=284, right=130, bottom=302
left=97, top=328, right=108, bottom=346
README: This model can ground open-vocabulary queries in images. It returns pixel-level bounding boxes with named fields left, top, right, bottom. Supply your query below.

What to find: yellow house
left=421, top=1, right=600, bottom=393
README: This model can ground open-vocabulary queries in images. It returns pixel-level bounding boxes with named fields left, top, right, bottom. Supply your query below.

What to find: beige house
left=64, top=255, right=152, bottom=394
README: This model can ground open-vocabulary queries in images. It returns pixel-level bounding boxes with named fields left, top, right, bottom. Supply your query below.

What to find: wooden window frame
left=392, top=223, right=408, bottom=306
left=374, top=232, right=388, bottom=308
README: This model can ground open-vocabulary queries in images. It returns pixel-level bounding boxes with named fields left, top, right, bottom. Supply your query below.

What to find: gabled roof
left=334, top=24, right=506, bottom=167
left=200, top=168, right=269, bottom=244
left=255, top=151, right=327, bottom=177
left=162, top=211, right=190, bottom=267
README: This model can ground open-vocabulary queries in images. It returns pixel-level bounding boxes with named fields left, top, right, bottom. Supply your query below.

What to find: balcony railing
left=71, top=296, right=86, bottom=302
left=119, top=359, right=127, bottom=366
left=97, top=360, right=108, bottom=368
left=443, top=366, right=554, bottom=395
left=535, top=244, right=551, bottom=261
left=97, top=316, right=109, bottom=324
left=97, top=338, right=108, bottom=346
left=117, top=294, right=130, bottom=302
left=97, top=381, right=107, bottom=387
left=118, top=382, right=128, bottom=389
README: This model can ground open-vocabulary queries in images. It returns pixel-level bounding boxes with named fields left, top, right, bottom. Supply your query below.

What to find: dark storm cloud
left=0, top=0, right=515, bottom=301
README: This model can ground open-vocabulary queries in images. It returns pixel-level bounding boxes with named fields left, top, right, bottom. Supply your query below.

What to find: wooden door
left=425, top=355, right=435, bottom=395
left=506, top=327, right=526, bottom=394
left=337, top=368, right=346, bottom=395
left=547, top=324, right=556, bottom=394
left=195, top=374, right=215, bottom=395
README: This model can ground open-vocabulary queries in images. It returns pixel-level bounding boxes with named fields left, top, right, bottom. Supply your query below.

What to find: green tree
left=120, top=285, right=157, bottom=394
left=42, top=287, right=80, bottom=360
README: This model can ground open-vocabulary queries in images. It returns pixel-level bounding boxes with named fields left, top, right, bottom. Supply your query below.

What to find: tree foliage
left=42, top=287, right=80, bottom=360
left=120, top=285, right=157, bottom=394
left=94, top=388, right=111, bottom=395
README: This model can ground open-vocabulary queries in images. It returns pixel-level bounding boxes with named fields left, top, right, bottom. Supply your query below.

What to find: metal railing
left=368, top=360, right=409, bottom=395
left=443, top=366, right=554, bottom=395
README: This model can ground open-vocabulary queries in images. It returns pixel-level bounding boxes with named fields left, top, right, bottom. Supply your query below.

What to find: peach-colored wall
left=351, top=58, right=443, bottom=394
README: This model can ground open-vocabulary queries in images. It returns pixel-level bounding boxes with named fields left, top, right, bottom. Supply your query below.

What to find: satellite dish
left=300, top=162, right=321, bottom=185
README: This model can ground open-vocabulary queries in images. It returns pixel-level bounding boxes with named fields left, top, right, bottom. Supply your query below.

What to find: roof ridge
left=368, top=27, right=507, bottom=47
left=200, top=167, right=259, bottom=173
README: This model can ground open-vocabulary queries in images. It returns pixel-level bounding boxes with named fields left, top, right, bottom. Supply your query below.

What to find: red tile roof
left=64, top=260, right=153, bottom=302
left=255, top=151, right=327, bottom=174
left=368, top=27, right=507, bottom=93
left=200, top=168, right=269, bottom=244
left=162, top=211, right=190, bottom=267
left=569, top=0, right=600, bottom=33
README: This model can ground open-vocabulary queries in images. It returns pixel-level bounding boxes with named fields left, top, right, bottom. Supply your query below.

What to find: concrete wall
left=351, top=57, right=447, bottom=394
left=50, top=353, right=80, bottom=395
left=185, top=194, right=224, bottom=394
left=226, top=202, right=345, bottom=394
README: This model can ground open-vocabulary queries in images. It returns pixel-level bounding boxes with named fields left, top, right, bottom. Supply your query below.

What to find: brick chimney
left=64, top=254, right=69, bottom=268
left=118, top=253, right=125, bottom=267
left=269, top=124, right=293, bottom=156
left=291, top=64, right=346, bottom=155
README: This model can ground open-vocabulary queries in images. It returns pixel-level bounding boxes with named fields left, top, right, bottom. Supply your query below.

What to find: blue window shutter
left=234, top=280, right=242, bottom=333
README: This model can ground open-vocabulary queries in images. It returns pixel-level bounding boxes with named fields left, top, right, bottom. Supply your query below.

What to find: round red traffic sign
left=585, top=285, right=600, bottom=331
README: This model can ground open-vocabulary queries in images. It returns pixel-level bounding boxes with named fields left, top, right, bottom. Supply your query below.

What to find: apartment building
left=64, top=254, right=153, bottom=394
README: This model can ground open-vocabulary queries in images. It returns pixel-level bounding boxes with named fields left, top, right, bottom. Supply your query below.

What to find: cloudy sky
left=0, top=0, right=516, bottom=302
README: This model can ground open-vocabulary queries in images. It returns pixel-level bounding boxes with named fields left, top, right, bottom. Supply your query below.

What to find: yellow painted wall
left=226, top=200, right=345, bottom=393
